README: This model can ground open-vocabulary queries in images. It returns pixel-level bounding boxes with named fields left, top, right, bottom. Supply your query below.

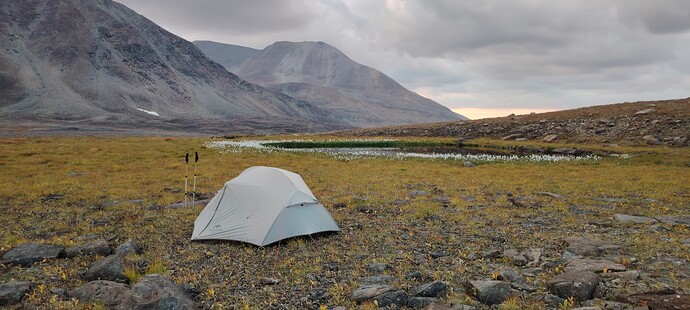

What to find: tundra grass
left=0, top=136, right=688, bottom=309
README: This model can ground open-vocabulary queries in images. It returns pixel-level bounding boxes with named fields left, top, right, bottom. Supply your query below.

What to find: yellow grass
left=0, top=136, right=688, bottom=308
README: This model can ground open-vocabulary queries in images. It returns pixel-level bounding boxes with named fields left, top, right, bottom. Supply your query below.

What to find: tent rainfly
left=191, top=166, right=340, bottom=246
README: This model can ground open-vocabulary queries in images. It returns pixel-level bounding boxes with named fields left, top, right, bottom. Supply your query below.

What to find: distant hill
left=195, top=40, right=466, bottom=127
left=0, top=0, right=349, bottom=134
left=340, top=98, right=690, bottom=147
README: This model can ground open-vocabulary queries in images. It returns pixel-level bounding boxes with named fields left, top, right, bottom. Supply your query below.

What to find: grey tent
left=191, top=166, right=340, bottom=246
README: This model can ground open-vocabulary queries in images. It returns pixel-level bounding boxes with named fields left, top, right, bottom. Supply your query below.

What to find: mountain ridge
left=0, top=0, right=349, bottom=133
left=195, top=40, right=466, bottom=127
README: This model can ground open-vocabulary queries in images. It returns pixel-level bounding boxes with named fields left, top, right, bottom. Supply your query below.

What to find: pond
left=207, top=139, right=605, bottom=163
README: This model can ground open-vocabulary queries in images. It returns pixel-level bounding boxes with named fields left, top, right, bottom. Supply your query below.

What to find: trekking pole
left=192, top=151, right=199, bottom=206
left=184, top=152, right=189, bottom=207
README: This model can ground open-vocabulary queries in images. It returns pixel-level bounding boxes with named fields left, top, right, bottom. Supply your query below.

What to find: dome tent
left=191, top=166, right=340, bottom=246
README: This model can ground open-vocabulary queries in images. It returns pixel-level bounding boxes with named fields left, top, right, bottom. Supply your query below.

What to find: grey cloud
left=113, top=0, right=689, bottom=111
left=116, top=0, right=317, bottom=34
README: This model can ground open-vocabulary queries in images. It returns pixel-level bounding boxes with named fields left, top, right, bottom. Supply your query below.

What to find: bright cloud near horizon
left=116, top=0, right=690, bottom=119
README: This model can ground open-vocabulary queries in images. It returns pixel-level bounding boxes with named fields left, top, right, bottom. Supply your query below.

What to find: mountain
left=0, top=0, right=349, bottom=134
left=193, top=41, right=259, bottom=70
left=195, top=40, right=466, bottom=127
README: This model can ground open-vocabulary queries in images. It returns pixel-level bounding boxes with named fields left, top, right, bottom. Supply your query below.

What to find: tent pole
left=193, top=151, right=198, bottom=206
left=184, top=152, right=189, bottom=208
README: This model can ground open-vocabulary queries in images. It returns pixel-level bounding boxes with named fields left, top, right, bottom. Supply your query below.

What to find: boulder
left=115, top=239, right=143, bottom=257
left=0, top=281, right=32, bottom=306
left=614, top=214, right=658, bottom=224
left=547, top=271, right=600, bottom=302
left=407, top=297, right=439, bottom=309
left=68, top=280, right=130, bottom=307
left=467, top=280, right=514, bottom=305
left=351, top=285, right=407, bottom=308
left=619, top=290, right=690, bottom=310
left=118, top=274, right=197, bottom=310
left=635, top=108, right=655, bottom=115
left=65, top=239, right=111, bottom=258
left=565, top=258, right=626, bottom=273
left=423, top=303, right=477, bottom=310
left=1, top=243, right=65, bottom=266
left=564, top=237, right=621, bottom=257
left=413, top=281, right=447, bottom=297
left=83, top=255, right=129, bottom=283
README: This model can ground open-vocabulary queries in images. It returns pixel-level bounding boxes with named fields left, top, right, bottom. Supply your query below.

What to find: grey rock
left=565, top=258, right=626, bottom=273
left=564, top=237, right=621, bottom=257
left=496, top=267, right=524, bottom=284
left=614, top=213, right=658, bottom=224
left=407, top=297, right=439, bottom=309
left=406, top=271, right=423, bottom=280
left=635, top=108, right=655, bottom=115
left=413, top=281, right=447, bottom=297
left=535, top=191, right=563, bottom=199
left=502, top=133, right=523, bottom=140
left=601, top=270, right=640, bottom=281
left=543, top=134, right=558, bottom=142
left=83, top=255, right=129, bottom=283
left=118, top=274, right=197, bottom=310
left=462, top=161, right=475, bottom=167
left=69, top=280, right=130, bottom=307
left=422, top=303, right=477, bottom=310
left=350, top=285, right=407, bottom=308
left=410, top=190, right=430, bottom=198
left=482, top=248, right=502, bottom=259
left=367, top=263, right=390, bottom=273
left=115, top=239, right=143, bottom=257
left=643, top=135, right=661, bottom=145
left=259, top=277, right=279, bottom=285
left=360, top=275, right=395, bottom=284
left=65, top=239, right=111, bottom=258
left=1, top=243, right=65, bottom=266
left=547, top=271, right=600, bottom=301
left=0, top=281, right=32, bottom=306
left=467, top=280, right=514, bottom=305
left=523, top=248, right=543, bottom=266
left=656, top=215, right=690, bottom=226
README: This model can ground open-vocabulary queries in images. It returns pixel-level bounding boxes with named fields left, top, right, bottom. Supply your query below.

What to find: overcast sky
left=116, top=0, right=690, bottom=119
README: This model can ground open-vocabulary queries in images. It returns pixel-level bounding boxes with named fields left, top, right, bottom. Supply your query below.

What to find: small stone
left=543, top=134, right=558, bottom=142
left=367, top=263, right=390, bottom=273
left=360, top=275, right=395, bottom=284
left=496, top=267, right=524, bottom=284
left=410, top=190, right=430, bottom=198
left=634, top=108, right=654, bottom=115
left=351, top=285, right=407, bottom=308
left=482, top=248, right=502, bottom=259
left=462, top=161, right=475, bottom=167
left=83, top=255, right=129, bottom=283
left=260, top=277, right=279, bottom=285
left=547, top=271, right=600, bottom=302
left=614, top=213, right=658, bottom=224
left=68, top=280, right=130, bottom=307
left=407, top=297, right=439, bottom=309
left=65, top=239, right=111, bottom=258
left=565, top=258, right=626, bottom=273
left=115, top=239, right=143, bottom=257
left=655, top=215, right=690, bottom=226
left=119, top=274, right=197, bottom=310
left=1, top=243, right=65, bottom=266
left=413, top=281, right=447, bottom=297
left=0, top=281, right=32, bottom=306
left=467, top=280, right=514, bottom=305
left=406, top=271, right=423, bottom=280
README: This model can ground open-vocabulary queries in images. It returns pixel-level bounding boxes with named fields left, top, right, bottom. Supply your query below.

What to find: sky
left=116, top=0, right=690, bottom=119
